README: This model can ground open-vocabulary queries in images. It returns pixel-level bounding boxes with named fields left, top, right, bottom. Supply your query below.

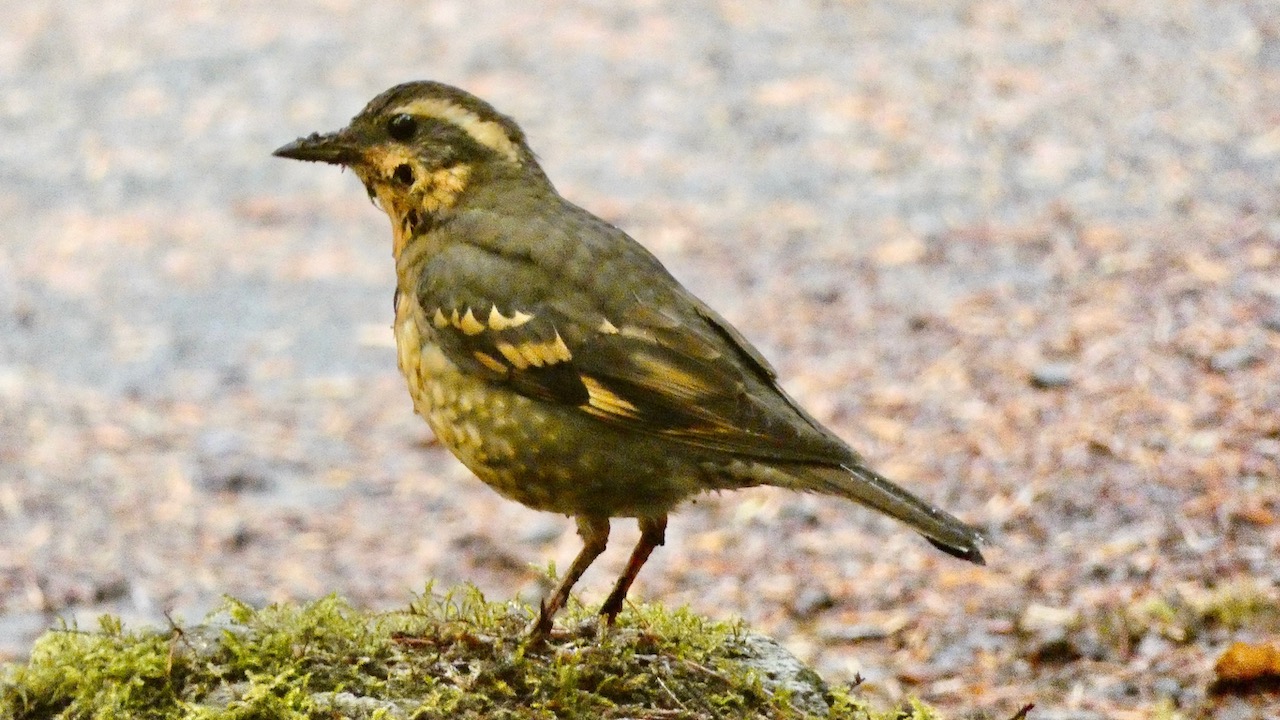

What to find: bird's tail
left=790, top=463, right=986, bottom=564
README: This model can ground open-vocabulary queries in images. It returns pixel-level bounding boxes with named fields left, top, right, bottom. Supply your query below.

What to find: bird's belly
left=394, top=306, right=693, bottom=517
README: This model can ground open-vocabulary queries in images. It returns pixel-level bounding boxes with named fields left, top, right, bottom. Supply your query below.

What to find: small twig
left=1008, top=702, right=1035, bottom=720
left=163, top=610, right=194, bottom=652
left=677, top=657, right=732, bottom=686
left=654, top=674, right=688, bottom=712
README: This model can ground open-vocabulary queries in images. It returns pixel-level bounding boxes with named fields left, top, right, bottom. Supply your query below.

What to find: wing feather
left=413, top=211, right=854, bottom=466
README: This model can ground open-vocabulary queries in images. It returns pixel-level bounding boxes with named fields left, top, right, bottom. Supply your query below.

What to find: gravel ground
left=2, top=1, right=1278, bottom=717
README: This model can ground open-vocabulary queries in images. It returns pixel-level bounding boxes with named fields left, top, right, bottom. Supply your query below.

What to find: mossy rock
left=0, top=586, right=940, bottom=719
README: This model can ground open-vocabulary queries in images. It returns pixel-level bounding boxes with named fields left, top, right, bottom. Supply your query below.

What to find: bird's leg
left=527, top=515, right=610, bottom=638
left=599, top=515, right=668, bottom=624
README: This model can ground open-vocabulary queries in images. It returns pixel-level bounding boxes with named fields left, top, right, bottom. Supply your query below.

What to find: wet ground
left=2, top=1, right=1278, bottom=717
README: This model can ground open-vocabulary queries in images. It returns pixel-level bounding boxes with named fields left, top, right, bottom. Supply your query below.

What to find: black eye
left=387, top=114, right=417, bottom=141
left=392, top=164, right=415, bottom=185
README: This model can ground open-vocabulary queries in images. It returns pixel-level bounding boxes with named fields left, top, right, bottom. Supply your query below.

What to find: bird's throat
left=366, top=164, right=472, bottom=262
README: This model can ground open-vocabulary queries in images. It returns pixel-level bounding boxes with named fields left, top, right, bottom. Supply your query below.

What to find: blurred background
left=1, top=1, right=1277, bottom=716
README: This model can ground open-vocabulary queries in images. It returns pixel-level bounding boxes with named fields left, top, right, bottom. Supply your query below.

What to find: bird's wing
left=415, top=219, right=854, bottom=466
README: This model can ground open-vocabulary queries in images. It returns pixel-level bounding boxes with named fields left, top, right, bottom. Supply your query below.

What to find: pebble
left=820, top=624, right=891, bottom=643
left=92, top=578, right=131, bottom=604
left=1019, top=604, right=1081, bottom=663
left=790, top=586, right=835, bottom=619
left=1151, top=676, right=1181, bottom=699
left=195, top=430, right=273, bottom=494
left=1030, top=363, right=1074, bottom=389
left=1210, top=344, right=1261, bottom=373
left=518, top=517, right=565, bottom=546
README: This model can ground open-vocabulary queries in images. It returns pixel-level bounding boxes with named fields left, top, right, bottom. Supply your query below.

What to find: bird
left=274, top=81, right=985, bottom=637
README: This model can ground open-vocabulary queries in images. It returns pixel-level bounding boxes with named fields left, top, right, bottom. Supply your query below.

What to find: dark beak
left=272, top=129, right=363, bottom=165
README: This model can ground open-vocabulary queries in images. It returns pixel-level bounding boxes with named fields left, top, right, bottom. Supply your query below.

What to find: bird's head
left=274, top=81, right=548, bottom=229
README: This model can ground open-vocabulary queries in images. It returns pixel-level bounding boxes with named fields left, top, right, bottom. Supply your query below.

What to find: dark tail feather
left=794, top=463, right=986, bottom=565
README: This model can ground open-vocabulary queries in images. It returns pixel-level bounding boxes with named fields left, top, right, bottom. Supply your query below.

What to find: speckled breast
left=394, top=294, right=655, bottom=512
left=391, top=294, right=693, bottom=518
left=393, top=296, right=518, bottom=486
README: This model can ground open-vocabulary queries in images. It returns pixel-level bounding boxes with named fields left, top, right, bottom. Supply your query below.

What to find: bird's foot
left=598, top=593, right=625, bottom=625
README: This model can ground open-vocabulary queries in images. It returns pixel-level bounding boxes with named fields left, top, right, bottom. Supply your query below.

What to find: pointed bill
left=272, top=129, right=362, bottom=165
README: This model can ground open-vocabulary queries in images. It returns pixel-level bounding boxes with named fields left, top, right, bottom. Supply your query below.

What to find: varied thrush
left=274, top=81, right=985, bottom=636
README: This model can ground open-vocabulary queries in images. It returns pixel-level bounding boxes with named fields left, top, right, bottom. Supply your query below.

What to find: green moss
left=0, top=586, right=941, bottom=720
left=1094, top=579, right=1280, bottom=649
left=1150, top=697, right=1186, bottom=720
left=1193, top=580, right=1280, bottom=630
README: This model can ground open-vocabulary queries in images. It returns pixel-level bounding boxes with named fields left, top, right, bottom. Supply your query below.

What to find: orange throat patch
left=355, top=152, right=471, bottom=261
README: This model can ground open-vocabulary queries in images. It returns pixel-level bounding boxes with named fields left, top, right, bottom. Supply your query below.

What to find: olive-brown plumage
left=274, top=81, right=985, bottom=636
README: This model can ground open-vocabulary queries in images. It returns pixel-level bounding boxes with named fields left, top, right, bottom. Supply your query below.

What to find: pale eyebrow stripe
left=392, top=98, right=522, bottom=163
